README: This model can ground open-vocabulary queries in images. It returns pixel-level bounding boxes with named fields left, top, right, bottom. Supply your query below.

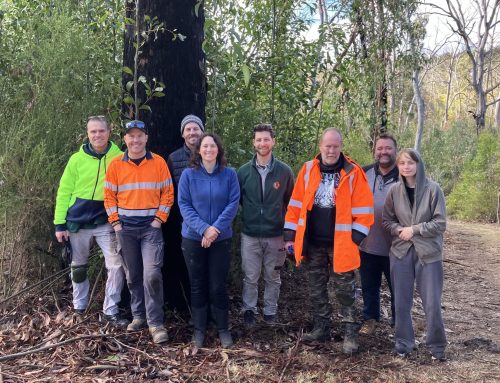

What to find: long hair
left=190, top=133, right=228, bottom=169
left=396, top=148, right=419, bottom=163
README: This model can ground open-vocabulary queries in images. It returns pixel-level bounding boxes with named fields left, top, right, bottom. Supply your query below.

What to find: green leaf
left=123, top=96, right=134, bottom=104
left=153, top=92, right=165, bottom=97
left=126, top=81, right=134, bottom=92
left=241, top=63, right=250, bottom=87
left=154, top=87, right=164, bottom=92
left=178, top=33, right=186, bottom=42
left=139, top=104, right=152, bottom=112
left=122, top=66, right=133, bottom=75
left=138, top=75, right=147, bottom=83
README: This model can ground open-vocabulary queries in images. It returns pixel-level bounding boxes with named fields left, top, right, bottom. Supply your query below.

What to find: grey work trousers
left=241, top=233, right=286, bottom=316
left=69, top=223, right=125, bottom=315
left=117, top=225, right=165, bottom=327
left=390, top=246, right=447, bottom=354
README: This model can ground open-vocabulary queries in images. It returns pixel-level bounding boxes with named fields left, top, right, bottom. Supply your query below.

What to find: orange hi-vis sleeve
left=104, top=152, right=174, bottom=226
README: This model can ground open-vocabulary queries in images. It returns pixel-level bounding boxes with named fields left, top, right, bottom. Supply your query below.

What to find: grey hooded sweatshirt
left=382, top=151, right=447, bottom=264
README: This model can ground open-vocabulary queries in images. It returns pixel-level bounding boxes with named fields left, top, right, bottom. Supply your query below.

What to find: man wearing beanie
left=165, top=115, right=204, bottom=310
left=167, top=114, right=204, bottom=185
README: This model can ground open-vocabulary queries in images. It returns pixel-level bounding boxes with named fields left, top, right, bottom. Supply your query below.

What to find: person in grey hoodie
left=382, top=148, right=447, bottom=361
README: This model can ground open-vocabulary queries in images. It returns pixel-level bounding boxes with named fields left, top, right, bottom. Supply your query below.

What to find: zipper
left=91, top=157, right=102, bottom=200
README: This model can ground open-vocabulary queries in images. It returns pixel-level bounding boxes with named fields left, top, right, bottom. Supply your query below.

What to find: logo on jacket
left=273, top=181, right=280, bottom=190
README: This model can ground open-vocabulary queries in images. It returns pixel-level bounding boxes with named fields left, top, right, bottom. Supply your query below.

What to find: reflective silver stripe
left=349, top=175, right=354, bottom=194
left=352, top=207, right=374, bottom=215
left=335, top=223, right=352, bottom=231
left=352, top=223, right=369, bottom=235
left=298, top=218, right=305, bottom=226
left=304, top=160, right=314, bottom=190
left=158, top=179, right=173, bottom=188
left=284, top=222, right=297, bottom=230
left=118, top=182, right=159, bottom=192
left=106, top=207, right=117, bottom=214
left=158, top=205, right=171, bottom=213
left=118, top=208, right=157, bottom=217
left=288, top=199, right=302, bottom=208
left=105, top=181, right=118, bottom=192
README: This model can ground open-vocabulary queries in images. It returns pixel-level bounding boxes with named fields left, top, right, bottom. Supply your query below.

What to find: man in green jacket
left=54, top=116, right=127, bottom=326
left=237, top=123, right=294, bottom=327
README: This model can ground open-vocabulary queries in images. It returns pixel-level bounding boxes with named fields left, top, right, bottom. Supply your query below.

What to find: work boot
left=263, top=314, right=276, bottom=324
left=103, top=313, right=130, bottom=328
left=191, top=306, right=208, bottom=348
left=359, top=319, right=377, bottom=335
left=127, top=318, right=148, bottom=332
left=343, top=322, right=359, bottom=354
left=303, top=319, right=331, bottom=342
left=149, top=326, right=169, bottom=344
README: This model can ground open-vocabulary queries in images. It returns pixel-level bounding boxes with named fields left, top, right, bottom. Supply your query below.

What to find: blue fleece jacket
left=178, top=164, right=240, bottom=242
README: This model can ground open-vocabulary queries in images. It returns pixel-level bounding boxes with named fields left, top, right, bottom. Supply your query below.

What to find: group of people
left=54, top=115, right=447, bottom=360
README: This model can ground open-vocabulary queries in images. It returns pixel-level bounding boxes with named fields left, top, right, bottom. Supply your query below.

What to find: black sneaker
left=103, top=313, right=130, bottom=328
left=263, top=314, right=276, bottom=324
left=243, top=310, right=256, bottom=328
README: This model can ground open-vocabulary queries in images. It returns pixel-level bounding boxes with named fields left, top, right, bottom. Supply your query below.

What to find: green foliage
left=0, top=0, right=123, bottom=294
left=447, top=132, right=500, bottom=222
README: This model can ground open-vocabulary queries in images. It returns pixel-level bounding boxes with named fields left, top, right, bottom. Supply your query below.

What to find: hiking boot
left=103, top=313, right=130, bottom=328
left=359, top=319, right=377, bottom=335
left=263, top=314, right=276, bottom=324
left=149, top=326, right=169, bottom=344
left=218, top=330, right=233, bottom=348
left=343, top=323, right=359, bottom=354
left=127, top=318, right=148, bottom=332
left=243, top=310, right=256, bottom=328
left=192, top=330, right=205, bottom=348
left=303, top=320, right=331, bottom=342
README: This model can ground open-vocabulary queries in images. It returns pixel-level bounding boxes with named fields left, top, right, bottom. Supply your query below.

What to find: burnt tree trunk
left=122, top=0, right=206, bottom=312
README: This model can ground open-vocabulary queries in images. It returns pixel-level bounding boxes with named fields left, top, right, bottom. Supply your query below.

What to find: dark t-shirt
left=307, top=156, right=344, bottom=246
left=405, top=184, right=415, bottom=209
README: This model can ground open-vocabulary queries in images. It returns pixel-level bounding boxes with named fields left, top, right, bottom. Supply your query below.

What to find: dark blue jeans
left=359, top=251, right=394, bottom=322
left=181, top=238, right=232, bottom=311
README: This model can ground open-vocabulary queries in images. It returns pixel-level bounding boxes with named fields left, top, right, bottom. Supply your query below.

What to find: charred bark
left=122, top=0, right=206, bottom=311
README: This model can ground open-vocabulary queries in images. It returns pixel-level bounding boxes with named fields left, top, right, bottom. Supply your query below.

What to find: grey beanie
left=180, top=114, right=204, bottom=134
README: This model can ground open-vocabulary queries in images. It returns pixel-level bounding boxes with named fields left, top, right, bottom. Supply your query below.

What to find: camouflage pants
left=304, top=243, right=357, bottom=324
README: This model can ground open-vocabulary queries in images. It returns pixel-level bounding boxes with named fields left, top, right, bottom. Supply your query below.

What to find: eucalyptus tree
left=433, top=0, right=500, bottom=132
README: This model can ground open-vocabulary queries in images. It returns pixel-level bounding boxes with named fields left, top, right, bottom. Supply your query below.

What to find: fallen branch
left=0, top=334, right=109, bottom=362
left=278, top=330, right=302, bottom=383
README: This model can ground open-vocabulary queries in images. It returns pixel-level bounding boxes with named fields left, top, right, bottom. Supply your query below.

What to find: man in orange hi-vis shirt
left=104, top=120, right=174, bottom=344
left=284, top=128, right=374, bottom=355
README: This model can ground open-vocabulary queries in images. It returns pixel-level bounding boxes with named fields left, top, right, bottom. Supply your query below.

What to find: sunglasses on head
left=87, top=115, right=106, bottom=121
left=125, top=120, right=145, bottom=130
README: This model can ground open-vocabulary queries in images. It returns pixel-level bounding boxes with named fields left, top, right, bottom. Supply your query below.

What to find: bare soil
left=0, top=220, right=499, bottom=382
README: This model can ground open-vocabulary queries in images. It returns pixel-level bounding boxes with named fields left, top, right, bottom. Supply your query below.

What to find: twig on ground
left=86, top=262, right=105, bottom=313
left=278, top=330, right=302, bottom=383
left=0, top=334, right=109, bottom=362
left=51, top=287, right=61, bottom=313
left=84, top=364, right=123, bottom=371
left=186, top=350, right=216, bottom=381
left=444, top=258, right=469, bottom=267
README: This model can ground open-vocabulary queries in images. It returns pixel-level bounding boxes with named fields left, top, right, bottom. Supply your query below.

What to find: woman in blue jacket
left=178, top=133, right=240, bottom=348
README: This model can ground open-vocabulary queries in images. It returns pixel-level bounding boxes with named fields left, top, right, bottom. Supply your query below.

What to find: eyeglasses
left=125, top=120, right=146, bottom=130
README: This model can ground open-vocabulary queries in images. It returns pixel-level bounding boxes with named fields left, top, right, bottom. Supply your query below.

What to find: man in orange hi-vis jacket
left=104, top=120, right=174, bottom=344
left=284, top=128, right=374, bottom=354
